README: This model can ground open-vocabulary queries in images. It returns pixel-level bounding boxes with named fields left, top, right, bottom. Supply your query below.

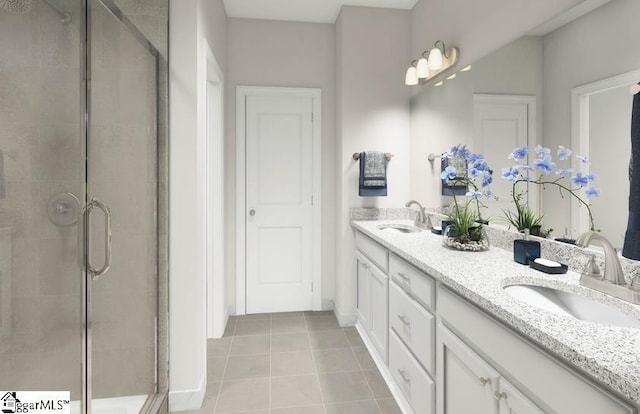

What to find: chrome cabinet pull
left=397, top=368, right=411, bottom=383
left=479, top=377, right=491, bottom=387
left=397, top=272, right=410, bottom=281
left=249, top=209, right=256, bottom=216
left=397, top=314, right=411, bottom=327
left=87, top=198, right=112, bottom=280
left=494, top=391, right=507, bottom=401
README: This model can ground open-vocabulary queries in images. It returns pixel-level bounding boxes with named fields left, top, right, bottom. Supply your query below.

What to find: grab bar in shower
left=87, top=198, right=112, bottom=280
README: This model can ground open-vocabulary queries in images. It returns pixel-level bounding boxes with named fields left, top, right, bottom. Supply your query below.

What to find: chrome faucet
left=576, top=232, right=626, bottom=285
left=576, top=231, right=640, bottom=304
left=405, top=200, right=431, bottom=230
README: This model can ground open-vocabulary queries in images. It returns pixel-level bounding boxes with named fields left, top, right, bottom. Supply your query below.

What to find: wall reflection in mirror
left=412, top=0, right=640, bottom=250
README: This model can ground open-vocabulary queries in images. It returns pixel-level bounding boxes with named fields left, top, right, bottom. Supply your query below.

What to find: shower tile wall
left=0, top=0, right=83, bottom=398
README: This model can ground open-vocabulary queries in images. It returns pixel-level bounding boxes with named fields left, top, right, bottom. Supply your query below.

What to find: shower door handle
left=87, top=198, right=112, bottom=280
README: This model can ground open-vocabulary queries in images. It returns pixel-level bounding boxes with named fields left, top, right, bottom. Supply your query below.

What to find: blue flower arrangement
left=501, top=145, right=600, bottom=232
left=441, top=145, right=494, bottom=244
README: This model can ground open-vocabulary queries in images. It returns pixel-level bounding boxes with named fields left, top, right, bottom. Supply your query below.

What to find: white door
left=245, top=94, right=314, bottom=314
left=474, top=95, right=536, bottom=222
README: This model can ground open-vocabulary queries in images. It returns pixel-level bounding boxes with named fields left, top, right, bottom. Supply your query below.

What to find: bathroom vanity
left=352, top=219, right=640, bottom=414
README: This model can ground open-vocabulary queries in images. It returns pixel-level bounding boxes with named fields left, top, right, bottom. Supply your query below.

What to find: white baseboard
left=168, top=373, right=206, bottom=412
left=355, top=323, right=413, bottom=414
left=333, top=303, right=357, bottom=326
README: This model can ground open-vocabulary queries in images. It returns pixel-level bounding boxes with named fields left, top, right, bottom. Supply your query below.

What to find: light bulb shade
left=428, top=47, right=444, bottom=70
left=405, top=66, right=418, bottom=86
left=416, top=57, right=430, bottom=78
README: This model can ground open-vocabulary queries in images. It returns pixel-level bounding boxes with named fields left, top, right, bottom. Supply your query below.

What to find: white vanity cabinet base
left=438, top=286, right=635, bottom=414
left=390, top=329, right=436, bottom=414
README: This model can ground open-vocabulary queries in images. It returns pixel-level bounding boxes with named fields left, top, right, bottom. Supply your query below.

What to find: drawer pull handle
left=397, top=272, right=410, bottom=281
left=494, top=391, right=507, bottom=401
left=479, top=377, right=491, bottom=387
left=397, top=368, right=411, bottom=383
left=397, top=314, right=411, bottom=327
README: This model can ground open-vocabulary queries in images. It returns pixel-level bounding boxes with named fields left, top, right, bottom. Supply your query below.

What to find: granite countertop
left=351, top=219, right=640, bottom=405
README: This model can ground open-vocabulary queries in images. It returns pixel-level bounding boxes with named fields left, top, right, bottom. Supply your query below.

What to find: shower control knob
left=249, top=209, right=256, bottom=217
left=47, top=192, right=80, bottom=226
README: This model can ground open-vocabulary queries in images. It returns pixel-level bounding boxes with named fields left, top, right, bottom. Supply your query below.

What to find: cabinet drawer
left=355, top=231, right=388, bottom=272
left=389, top=330, right=435, bottom=414
left=389, top=280, right=435, bottom=374
left=389, top=253, right=434, bottom=311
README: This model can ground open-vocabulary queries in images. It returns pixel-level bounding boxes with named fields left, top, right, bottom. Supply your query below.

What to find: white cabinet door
left=437, top=324, right=499, bottom=414
left=498, top=379, right=544, bottom=414
left=356, top=251, right=370, bottom=330
left=369, top=263, right=388, bottom=363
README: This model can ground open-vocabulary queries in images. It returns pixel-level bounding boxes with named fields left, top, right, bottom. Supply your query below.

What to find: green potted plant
left=502, top=193, right=547, bottom=237
left=441, top=145, right=494, bottom=251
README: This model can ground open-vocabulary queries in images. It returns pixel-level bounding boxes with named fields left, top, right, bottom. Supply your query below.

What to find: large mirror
left=413, top=0, right=640, bottom=249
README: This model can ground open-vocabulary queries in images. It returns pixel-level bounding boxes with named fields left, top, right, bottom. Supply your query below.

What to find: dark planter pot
left=528, top=226, right=542, bottom=237
left=469, top=226, right=483, bottom=242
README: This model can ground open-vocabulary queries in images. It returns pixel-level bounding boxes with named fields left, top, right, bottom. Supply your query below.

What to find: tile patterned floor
left=172, top=311, right=402, bottom=414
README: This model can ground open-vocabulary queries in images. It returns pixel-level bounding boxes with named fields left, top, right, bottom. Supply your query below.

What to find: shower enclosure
left=0, top=0, right=168, bottom=413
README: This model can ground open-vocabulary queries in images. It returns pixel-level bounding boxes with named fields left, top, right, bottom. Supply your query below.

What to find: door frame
left=235, top=86, right=322, bottom=315
left=473, top=94, right=538, bottom=210
left=204, top=39, right=226, bottom=338
left=570, top=68, right=640, bottom=233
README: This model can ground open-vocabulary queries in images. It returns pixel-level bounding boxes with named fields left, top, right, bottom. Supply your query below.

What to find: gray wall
left=335, top=6, right=411, bottom=322
left=225, top=17, right=336, bottom=311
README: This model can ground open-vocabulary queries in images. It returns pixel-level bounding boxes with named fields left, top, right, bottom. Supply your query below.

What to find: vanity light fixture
left=461, top=65, right=472, bottom=72
left=434, top=81, right=444, bottom=87
left=405, top=40, right=459, bottom=86
left=446, top=74, right=457, bottom=80
left=405, top=60, right=419, bottom=86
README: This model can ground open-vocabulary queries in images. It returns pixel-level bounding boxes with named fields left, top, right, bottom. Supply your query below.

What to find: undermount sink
left=504, top=284, right=640, bottom=329
left=376, top=223, right=423, bottom=233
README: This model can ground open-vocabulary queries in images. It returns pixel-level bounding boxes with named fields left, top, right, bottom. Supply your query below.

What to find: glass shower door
left=87, top=0, right=159, bottom=412
left=0, top=0, right=84, bottom=404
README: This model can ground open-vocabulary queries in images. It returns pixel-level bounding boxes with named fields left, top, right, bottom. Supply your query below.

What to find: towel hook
left=353, top=152, right=394, bottom=161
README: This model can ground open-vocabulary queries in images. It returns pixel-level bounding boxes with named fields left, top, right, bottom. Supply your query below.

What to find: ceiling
left=222, top=0, right=420, bottom=24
